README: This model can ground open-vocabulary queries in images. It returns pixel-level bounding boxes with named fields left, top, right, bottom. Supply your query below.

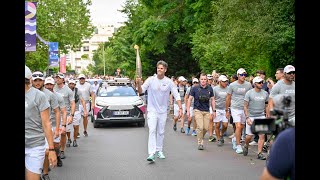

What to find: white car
left=92, top=78, right=146, bottom=128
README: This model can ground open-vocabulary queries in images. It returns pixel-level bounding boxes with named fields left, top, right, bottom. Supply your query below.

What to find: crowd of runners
left=25, top=63, right=295, bottom=180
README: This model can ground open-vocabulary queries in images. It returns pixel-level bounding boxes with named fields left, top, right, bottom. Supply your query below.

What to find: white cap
left=237, top=68, right=246, bottom=75
left=55, top=73, right=65, bottom=79
left=192, top=78, right=199, bottom=83
left=44, top=77, right=55, bottom=85
left=78, top=74, right=86, bottom=79
left=284, top=65, right=295, bottom=73
left=178, top=76, right=187, bottom=82
left=207, top=74, right=213, bottom=79
left=68, top=79, right=76, bottom=84
left=25, top=65, right=32, bottom=79
left=32, top=71, right=44, bottom=80
left=253, top=76, right=264, bottom=84
left=218, top=75, right=228, bottom=82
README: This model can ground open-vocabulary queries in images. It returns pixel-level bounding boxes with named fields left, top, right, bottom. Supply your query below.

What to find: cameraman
left=260, top=127, right=295, bottom=180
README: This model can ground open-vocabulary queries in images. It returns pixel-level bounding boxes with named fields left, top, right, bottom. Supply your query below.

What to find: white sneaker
left=228, top=133, right=235, bottom=139
left=232, top=137, right=237, bottom=150
left=249, top=141, right=258, bottom=146
left=236, top=145, right=243, bottom=154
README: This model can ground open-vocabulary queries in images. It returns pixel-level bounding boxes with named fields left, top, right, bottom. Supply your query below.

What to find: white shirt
left=142, top=76, right=181, bottom=113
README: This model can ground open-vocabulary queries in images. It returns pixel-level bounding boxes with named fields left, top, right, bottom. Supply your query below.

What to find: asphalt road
left=49, top=113, right=266, bottom=180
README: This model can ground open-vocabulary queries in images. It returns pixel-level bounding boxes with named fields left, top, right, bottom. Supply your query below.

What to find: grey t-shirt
left=54, top=84, right=74, bottom=114
left=51, top=91, right=66, bottom=127
left=212, top=85, right=228, bottom=110
left=185, top=86, right=195, bottom=107
left=43, top=88, right=59, bottom=127
left=174, top=85, right=186, bottom=104
left=227, top=81, right=253, bottom=110
left=76, top=82, right=93, bottom=101
left=25, top=87, right=50, bottom=148
left=244, top=89, right=269, bottom=117
left=269, top=80, right=295, bottom=118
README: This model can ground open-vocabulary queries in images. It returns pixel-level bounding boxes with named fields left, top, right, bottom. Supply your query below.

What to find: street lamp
left=102, top=44, right=105, bottom=76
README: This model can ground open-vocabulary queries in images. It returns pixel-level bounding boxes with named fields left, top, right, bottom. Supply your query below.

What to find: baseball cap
left=55, top=73, right=65, bottom=79
left=25, top=65, right=32, bottom=79
left=68, top=79, right=76, bottom=84
left=207, top=74, right=213, bottom=79
left=178, top=76, right=187, bottom=82
left=32, top=71, right=44, bottom=80
left=284, top=65, right=295, bottom=73
left=192, top=78, right=199, bottom=83
left=78, top=74, right=86, bottom=79
left=44, top=77, right=55, bottom=85
left=237, top=68, right=246, bottom=75
left=253, top=76, right=264, bottom=84
left=218, top=75, right=228, bottom=82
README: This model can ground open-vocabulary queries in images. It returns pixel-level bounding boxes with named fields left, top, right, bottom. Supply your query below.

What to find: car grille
left=99, top=106, right=142, bottom=118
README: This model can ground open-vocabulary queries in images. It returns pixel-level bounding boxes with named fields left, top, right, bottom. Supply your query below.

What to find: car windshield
left=97, top=86, right=137, bottom=97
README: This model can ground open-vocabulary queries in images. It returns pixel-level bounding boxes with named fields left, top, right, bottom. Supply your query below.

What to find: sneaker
left=147, top=154, right=155, bottom=162
left=57, top=156, right=63, bottom=167
left=217, top=140, right=223, bottom=147
left=236, top=145, right=243, bottom=154
left=156, top=151, right=166, bottom=159
left=208, top=136, right=216, bottom=142
left=198, top=144, right=204, bottom=150
left=231, top=137, right=237, bottom=150
left=243, top=145, right=249, bottom=156
left=249, top=141, right=258, bottom=146
left=191, top=130, right=197, bottom=136
left=66, top=139, right=71, bottom=147
left=83, top=131, right=88, bottom=137
left=228, top=133, right=235, bottom=139
left=77, top=132, right=80, bottom=138
left=220, top=136, right=224, bottom=143
left=257, top=153, right=267, bottom=160
left=73, top=140, right=78, bottom=147
left=180, top=128, right=185, bottom=133
left=41, top=174, right=51, bottom=180
left=173, top=124, right=177, bottom=131
left=185, top=127, right=190, bottom=135
left=60, top=151, right=65, bottom=159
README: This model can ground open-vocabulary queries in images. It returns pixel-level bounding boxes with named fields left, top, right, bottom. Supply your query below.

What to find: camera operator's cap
left=207, top=74, right=213, bottom=79
left=178, top=76, right=187, bottom=82
left=32, top=71, right=44, bottom=80
left=44, top=77, right=55, bottom=85
left=55, top=72, right=65, bottom=79
left=78, top=74, right=86, bottom=79
left=25, top=65, right=32, bottom=79
left=68, top=79, right=76, bottom=84
left=237, top=68, right=246, bottom=75
left=218, top=75, right=228, bottom=82
left=192, top=78, right=199, bottom=83
left=284, top=65, right=295, bottom=73
left=253, top=76, right=264, bottom=84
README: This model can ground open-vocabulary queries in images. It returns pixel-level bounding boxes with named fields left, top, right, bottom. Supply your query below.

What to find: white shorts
left=45, top=127, right=60, bottom=148
left=25, top=145, right=46, bottom=174
left=174, top=103, right=186, bottom=117
left=72, top=111, right=82, bottom=126
left=189, top=106, right=194, bottom=117
left=230, top=108, right=246, bottom=124
left=213, top=109, right=228, bottom=123
left=66, top=115, right=73, bottom=133
left=80, top=102, right=90, bottom=116
left=245, top=116, right=266, bottom=135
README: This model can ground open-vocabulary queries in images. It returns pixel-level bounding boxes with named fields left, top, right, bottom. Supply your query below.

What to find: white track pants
left=147, top=111, right=167, bottom=155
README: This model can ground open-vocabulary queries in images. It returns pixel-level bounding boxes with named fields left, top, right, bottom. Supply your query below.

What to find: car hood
left=96, top=96, right=143, bottom=106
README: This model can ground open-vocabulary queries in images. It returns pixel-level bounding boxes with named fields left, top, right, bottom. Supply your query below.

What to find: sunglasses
left=287, top=71, right=295, bottom=75
left=32, top=73, right=44, bottom=77
left=256, top=81, right=263, bottom=84
left=221, top=80, right=228, bottom=83
left=79, top=78, right=85, bottom=80
left=239, top=73, right=247, bottom=77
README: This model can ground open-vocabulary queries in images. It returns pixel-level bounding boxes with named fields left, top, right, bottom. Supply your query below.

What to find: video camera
left=251, top=94, right=293, bottom=135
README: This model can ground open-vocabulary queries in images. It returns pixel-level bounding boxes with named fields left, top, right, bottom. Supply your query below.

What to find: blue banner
left=25, top=2, right=37, bottom=51
left=49, top=42, right=59, bottom=67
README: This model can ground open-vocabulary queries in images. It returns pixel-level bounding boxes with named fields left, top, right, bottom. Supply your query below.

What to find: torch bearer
left=134, top=45, right=142, bottom=78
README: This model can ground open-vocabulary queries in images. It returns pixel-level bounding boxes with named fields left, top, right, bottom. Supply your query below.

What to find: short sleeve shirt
left=227, top=81, right=253, bottom=110
left=244, top=89, right=269, bottom=117
left=190, top=85, right=214, bottom=112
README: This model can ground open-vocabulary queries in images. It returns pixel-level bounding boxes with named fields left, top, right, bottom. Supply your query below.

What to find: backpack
left=74, top=87, right=79, bottom=103
left=173, top=85, right=187, bottom=102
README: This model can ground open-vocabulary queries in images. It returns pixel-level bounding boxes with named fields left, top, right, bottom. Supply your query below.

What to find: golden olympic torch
left=134, top=45, right=142, bottom=78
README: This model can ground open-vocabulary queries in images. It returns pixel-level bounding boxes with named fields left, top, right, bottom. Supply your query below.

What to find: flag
left=25, top=2, right=37, bottom=51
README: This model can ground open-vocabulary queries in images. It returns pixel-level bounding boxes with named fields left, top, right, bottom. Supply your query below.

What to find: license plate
left=113, top=111, right=129, bottom=115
